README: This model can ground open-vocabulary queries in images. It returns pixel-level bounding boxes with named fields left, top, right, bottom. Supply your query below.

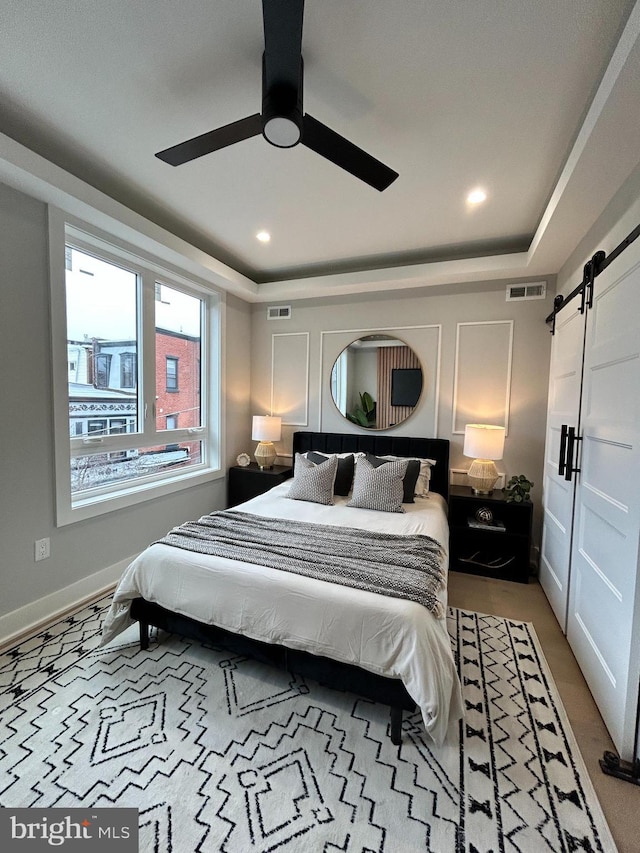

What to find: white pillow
left=375, top=455, right=436, bottom=497
left=301, top=451, right=362, bottom=459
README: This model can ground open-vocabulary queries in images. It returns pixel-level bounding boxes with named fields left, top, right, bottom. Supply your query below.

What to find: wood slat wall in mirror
left=376, top=345, right=421, bottom=430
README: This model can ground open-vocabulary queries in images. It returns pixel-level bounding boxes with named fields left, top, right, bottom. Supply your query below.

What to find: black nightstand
left=448, top=485, right=533, bottom=584
left=227, top=463, right=293, bottom=507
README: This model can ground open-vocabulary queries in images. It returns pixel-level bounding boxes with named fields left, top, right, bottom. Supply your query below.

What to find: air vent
left=506, top=281, right=546, bottom=301
left=267, top=305, right=292, bottom=320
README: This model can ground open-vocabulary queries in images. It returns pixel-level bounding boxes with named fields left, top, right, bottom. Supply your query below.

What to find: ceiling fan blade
left=302, top=114, right=399, bottom=191
left=262, top=0, right=304, bottom=93
left=155, top=114, right=262, bottom=166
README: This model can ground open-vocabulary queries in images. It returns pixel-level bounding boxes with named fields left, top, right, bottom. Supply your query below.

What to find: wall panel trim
left=452, top=320, right=513, bottom=435
left=271, top=331, right=309, bottom=426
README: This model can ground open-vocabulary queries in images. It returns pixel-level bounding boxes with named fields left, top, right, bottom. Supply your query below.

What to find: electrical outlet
left=35, top=537, right=50, bottom=562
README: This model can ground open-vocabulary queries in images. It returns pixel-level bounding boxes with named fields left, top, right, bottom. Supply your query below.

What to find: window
left=50, top=217, right=221, bottom=525
left=120, top=352, right=136, bottom=389
left=94, top=353, right=112, bottom=388
left=88, top=419, right=108, bottom=436
left=166, top=356, right=179, bottom=391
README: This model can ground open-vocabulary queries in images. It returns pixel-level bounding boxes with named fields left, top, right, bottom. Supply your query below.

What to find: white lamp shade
left=463, top=424, right=505, bottom=460
left=252, top=415, right=282, bottom=442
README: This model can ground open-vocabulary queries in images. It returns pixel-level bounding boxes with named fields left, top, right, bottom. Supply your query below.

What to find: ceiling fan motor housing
left=261, top=54, right=303, bottom=148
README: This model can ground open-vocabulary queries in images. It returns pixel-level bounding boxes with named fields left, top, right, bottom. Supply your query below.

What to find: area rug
left=0, top=598, right=616, bottom=852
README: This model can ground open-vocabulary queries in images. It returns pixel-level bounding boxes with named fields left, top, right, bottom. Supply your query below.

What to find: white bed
left=102, top=475, right=463, bottom=746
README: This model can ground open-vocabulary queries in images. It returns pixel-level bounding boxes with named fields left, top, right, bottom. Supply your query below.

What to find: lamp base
left=467, top=458, right=499, bottom=495
left=254, top=441, right=276, bottom=470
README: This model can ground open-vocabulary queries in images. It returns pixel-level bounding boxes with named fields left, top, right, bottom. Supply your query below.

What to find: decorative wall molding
left=271, top=332, right=309, bottom=426
left=452, top=320, right=513, bottom=435
left=319, top=325, right=441, bottom=436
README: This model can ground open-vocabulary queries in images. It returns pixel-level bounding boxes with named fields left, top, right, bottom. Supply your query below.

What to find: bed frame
left=131, top=431, right=450, bottom=745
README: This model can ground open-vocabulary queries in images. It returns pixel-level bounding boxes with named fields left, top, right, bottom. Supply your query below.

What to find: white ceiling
left=2, top=0, right=640, bottom=301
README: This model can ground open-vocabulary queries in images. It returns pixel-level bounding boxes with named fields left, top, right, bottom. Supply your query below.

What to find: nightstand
left=227, top=463, right=293, bottom=507
left=448, top=485, right=533, bottom=584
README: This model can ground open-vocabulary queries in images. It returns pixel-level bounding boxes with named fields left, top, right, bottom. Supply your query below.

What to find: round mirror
left=330, top=335, right=424, bottom=430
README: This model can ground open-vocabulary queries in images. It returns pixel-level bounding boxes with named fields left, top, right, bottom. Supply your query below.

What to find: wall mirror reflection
left=330, top=335, right=423, bottom=430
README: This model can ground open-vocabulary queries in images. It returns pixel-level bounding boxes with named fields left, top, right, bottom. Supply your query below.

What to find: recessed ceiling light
left=256, top=230, right=271, bottom=243
left=467, top=188, right=487, bottom=205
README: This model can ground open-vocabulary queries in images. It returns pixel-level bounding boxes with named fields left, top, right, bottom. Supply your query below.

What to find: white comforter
left=101, top=483, right=463, bottom=746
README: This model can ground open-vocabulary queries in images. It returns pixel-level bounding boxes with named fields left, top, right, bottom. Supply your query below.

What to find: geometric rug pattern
left=0, top=597, right=616, bottom=851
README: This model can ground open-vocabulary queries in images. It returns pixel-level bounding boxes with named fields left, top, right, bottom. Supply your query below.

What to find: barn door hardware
left=600, top=750, right=640, bottom=786
left=546, top=222, right=640, bottom=333
left=564, top=426, right=581, bottom=482
left=585, top=250, right=606, bottom=309
left=558, top=424, right=569, bottom=476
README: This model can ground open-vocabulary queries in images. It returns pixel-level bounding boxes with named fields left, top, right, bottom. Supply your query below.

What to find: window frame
left=49, top=211, right=223, bottom=526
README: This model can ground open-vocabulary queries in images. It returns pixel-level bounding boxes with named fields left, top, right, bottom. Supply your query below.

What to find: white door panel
left=569, top=563, right=626, bottom=747
left=539, top=303, right=585, bottom=631
left=540, top=520, right=570, bottom=621
left=567, top=241, right=640, bottom=760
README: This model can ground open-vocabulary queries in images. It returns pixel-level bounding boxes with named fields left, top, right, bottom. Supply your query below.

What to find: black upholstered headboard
left=292, top=431, right=450, bottom=502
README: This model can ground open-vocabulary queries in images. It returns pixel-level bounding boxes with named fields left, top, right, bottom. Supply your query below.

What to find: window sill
left=58, top=465, right=224, bottom=527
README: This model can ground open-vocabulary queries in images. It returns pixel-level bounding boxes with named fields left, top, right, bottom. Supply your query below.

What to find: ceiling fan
left=155, top=0, right=398, bottom=192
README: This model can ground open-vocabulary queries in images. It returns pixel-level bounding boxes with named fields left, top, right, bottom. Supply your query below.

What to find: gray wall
left=251, top=279, right=556, bottom=555
left=557, top=160, right=640, bottom=294
left=0, top=181, right=251, bottom=623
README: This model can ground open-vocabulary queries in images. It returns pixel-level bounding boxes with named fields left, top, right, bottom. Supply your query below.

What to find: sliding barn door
left=567, top=237, right=640, bottom=760
left=539, top=301, right=586, bottom=631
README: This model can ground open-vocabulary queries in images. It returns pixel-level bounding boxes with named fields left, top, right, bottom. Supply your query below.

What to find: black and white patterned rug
left=0, top=597, right=616, bottom=852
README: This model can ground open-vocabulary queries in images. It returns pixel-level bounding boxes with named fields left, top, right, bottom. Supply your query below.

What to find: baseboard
left=0, top=555, right=135, bottom=651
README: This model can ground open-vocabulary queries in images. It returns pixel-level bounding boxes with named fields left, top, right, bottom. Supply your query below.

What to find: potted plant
left=505, top=474, right=533, bottom=503
left=346, top=391, right=376, bottom=428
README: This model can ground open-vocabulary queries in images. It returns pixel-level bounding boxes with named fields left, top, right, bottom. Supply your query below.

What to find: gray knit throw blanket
left=157, top=510, right=445, bottom=617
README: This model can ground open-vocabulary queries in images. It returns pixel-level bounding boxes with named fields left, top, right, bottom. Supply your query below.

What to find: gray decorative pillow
left=307, top=452, right=355, bottom=495
left=287, top=453, right=338, bottom=505
left=347, top=456, right=409, bottom=513
left=365, top=452, right=420, bottom=503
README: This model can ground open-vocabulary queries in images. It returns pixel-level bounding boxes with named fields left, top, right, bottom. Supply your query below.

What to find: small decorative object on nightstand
left=504, top=474, right=534, bottom=503
left=228, top=462, right=292, bottom=507
left=449, top=485, right=533, bottom=583
left=236, top=452, right=251, bottom=467
left=474, top=506, right=494, bottom=525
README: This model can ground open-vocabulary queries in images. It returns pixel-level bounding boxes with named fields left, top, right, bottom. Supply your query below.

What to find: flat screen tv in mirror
left=391, top=368, right=423, bottom=407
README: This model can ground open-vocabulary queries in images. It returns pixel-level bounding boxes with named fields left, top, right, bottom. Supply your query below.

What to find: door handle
left=564, top=426, right=582, bottom=482
left=559, top=424, right=568, bottom=475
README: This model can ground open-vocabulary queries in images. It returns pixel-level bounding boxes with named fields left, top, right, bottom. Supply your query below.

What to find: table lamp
left=252, top=415, right=281, bottom=469
left=463, top=424, right=505, bottom=494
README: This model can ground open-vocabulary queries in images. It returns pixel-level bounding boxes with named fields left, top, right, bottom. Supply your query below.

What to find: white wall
left=250, top=279, right=556, bottom=553
left=0, top=181, right=251, bottom=633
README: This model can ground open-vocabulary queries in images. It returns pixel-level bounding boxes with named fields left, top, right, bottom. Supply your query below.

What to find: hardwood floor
left=448, top=571, right=639, bottom=853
